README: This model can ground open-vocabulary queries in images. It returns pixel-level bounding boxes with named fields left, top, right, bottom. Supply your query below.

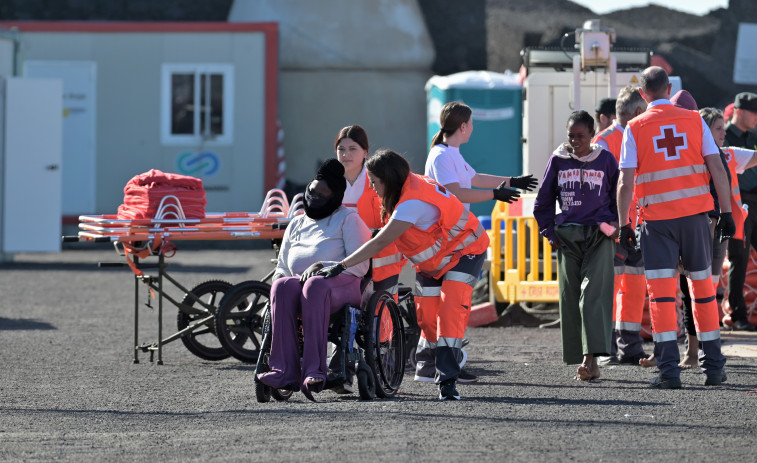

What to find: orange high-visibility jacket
left=722, top=147, right=747, bottom=240
left=629, top=105, right=713, bottom=221
left=593, top=124, right=624, bottom=163
left=394, top=173, right=489, bottom=279
left=346, top=172, right=405, bottom=280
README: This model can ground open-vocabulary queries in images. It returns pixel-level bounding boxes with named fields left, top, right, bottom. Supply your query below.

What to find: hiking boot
left=704, top=371, right=727, bottom=386
left=650, top=375, right=682, bottom=389
left=438, top=379, right=461, bottom=401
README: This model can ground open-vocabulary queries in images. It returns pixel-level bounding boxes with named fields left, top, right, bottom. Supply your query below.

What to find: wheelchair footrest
left=324, top=377, right=345, bottom=390
left=136, top=343, right=157, bottom=352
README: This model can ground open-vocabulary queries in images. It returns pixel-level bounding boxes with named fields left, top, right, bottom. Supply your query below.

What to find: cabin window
left=161, top=64, right=234, bottom=144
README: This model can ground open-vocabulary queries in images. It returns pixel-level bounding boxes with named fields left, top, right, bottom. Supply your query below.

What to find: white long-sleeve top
left=275, top=205, right=371, bottom=278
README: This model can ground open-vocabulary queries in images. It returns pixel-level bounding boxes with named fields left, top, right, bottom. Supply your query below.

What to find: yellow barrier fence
left=489, top=199, right=559, bottom=305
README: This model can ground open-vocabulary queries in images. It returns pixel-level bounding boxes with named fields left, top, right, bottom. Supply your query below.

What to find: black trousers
left=726, top=195, right=757, bottom=323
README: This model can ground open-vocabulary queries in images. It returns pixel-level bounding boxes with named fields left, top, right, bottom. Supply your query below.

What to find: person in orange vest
left=617, top=66, right=735, bottom=389
left=534, top=110, right=619, bottom=381
left=723, top=92, right=757, bottom=331
left=699, top=107, right=757, bottom=336
left=318, top=149, right=490, bottom=400
left=330, top=125, right=406, bottom=394
left=592, top=85, right=649, bottom=367
left=421, top=101, right=538, bottom=383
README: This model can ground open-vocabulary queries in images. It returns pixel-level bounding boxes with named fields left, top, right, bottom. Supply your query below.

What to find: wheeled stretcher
left=63, top=189, right=303, bottom=364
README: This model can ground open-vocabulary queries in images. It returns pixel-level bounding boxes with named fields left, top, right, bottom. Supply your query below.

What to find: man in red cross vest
left=617, top=66, right=735, bottom=389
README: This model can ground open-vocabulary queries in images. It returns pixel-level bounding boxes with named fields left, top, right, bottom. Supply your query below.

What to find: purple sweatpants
left=258, top=273, right=362, bottom=392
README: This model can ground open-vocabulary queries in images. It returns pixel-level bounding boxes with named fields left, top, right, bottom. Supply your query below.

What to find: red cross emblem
left=653, top=125, right=687, bottom=160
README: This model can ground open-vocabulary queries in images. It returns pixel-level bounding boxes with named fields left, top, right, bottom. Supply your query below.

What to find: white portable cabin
left=0, top=21, right=279, bottom=236
left=521, top=20, right=680, bottom=182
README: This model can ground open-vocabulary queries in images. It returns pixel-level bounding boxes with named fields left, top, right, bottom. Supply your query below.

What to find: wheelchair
left=253, top=279, right=406, bottom=402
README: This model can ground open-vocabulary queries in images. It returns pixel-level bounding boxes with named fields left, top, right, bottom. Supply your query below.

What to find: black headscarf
left=304, top=159, right=346, bottom=220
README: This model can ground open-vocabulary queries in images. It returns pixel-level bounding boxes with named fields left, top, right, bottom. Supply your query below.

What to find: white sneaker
left=413, top=374, right=435, bottom=382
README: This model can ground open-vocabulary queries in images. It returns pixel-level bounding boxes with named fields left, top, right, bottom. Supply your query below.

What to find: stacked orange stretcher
left=74, top=189, right=303, bottom=256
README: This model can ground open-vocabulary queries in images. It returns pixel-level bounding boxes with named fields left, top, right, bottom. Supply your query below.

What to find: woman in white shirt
left=419, top=101, right=539, bottom=383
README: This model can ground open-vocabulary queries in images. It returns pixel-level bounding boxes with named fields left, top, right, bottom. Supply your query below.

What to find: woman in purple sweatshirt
left=533, top=110, right=619, bottom=381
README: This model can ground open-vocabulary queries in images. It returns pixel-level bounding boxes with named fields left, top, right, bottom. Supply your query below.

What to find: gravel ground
left=1, top=247, right=756, bottom=462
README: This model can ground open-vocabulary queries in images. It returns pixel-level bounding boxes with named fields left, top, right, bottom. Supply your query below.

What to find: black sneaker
left=457, top=368, right=478, bottom=383
left=649, top=375, right=682, bottom=389
left=597, top=355, right=620, bottom=366
left=704, top=371, right=727, bottom=386
left=438, top=379, right=461, bottom=401
left=732, top=320, right=756, bottom=331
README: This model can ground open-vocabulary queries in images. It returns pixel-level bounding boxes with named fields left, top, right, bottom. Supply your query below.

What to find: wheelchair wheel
left=254, top=305, right=293, bottom=402
left=215, top=280, right=271, bottom=362
left=364, top=290, right=405, bottom=399
left=177, top=280, right=233, bottom=361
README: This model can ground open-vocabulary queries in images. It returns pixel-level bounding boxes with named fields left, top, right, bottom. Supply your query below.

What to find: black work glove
left=715, top=212, right=736, bottom=243
left=509, top=174, right=538, bottom=191
left=493, top=181, right=521, bottom=203
left=319, top=262, right=346, bottom=279
left=548, top=238, right=563, bottom=251
left=618, top=224, right=639, bottom=253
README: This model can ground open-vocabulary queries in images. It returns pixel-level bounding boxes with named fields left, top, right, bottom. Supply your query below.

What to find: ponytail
left=430, top=129, right=445, bottom=150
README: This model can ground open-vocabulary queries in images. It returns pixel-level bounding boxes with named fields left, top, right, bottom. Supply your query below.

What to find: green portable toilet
left=425, top=71, right=523, bottom=218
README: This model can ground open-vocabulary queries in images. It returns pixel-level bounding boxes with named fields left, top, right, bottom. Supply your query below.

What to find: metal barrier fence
left=488, top=198, right=559, bottom=305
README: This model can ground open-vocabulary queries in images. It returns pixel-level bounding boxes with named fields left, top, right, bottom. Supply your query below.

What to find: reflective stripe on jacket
left=346, top=171, right=405, bottom=280
left=395, top=174, right=489, bottom=279
left=722, top=147, right=747, bottom=240
left=630, top=106, right=713, bottom=220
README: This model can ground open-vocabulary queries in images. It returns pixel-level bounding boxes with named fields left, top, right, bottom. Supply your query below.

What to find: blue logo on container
left=177, top=151, right=220, bottom=177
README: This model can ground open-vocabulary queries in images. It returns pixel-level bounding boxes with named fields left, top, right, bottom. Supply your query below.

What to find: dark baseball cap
left=596, top=98, right=617, bottom=116
left=734, top=92, right=757, bottom=112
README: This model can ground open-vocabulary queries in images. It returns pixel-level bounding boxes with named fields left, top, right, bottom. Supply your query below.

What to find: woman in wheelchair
left=319, top=149, right=490, bottom=401
left=256, top=159, right=371, bottom=401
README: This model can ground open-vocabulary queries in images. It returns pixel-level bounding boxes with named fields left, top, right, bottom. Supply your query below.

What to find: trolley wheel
left=364, top=291, right=405, bottom=399
left=176, top=280, right=233, bottom=361
left=356, top=360, right=375, bottom=401
left=215, top=280, right=271, bottom=362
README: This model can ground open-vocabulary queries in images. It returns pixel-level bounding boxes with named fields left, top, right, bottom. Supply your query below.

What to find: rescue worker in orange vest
left=318, top=149, right=492, bottom=400
left=330, top=125, right=406, bottom=394
left=724, top=92, right=757, bottom=331
left=593, top=85, right=649, bottom=366
left=617, top=66, right=735, bottom=389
